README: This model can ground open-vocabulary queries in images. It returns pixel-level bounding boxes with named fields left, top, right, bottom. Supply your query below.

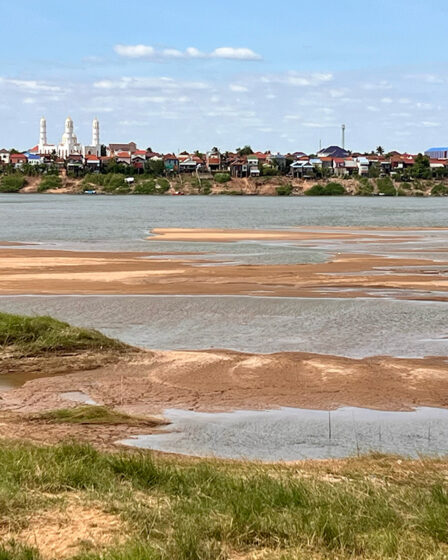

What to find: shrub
left=431, top=183, right=448, bottom=196
left=305, top=183, right=345, bottom=196
left=214, top=173, right=231, bottom=184
left=305, top=184, right=326, bottom=196
left=377, top=177, right=396, bottom=196
left=357, top=178, right=374, bottom=196
left=156, top=178, right=170, bottom=192
left=134, top=180, right=156, bottom=194
left=324, top=182, right=345, bottom=195
left=0, top=175, right=26, bottom=193
left=276, top=185, right=293, bottom=196
left=38, top=175, right=62, bottom=192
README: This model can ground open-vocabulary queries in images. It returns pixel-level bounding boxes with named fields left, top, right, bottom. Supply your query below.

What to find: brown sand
left=0, top=245, right=447, bottom=299
left=2, top=349, right=448, bottom=419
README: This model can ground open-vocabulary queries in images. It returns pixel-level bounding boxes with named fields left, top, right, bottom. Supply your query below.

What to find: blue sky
left=1, top=0, right=447, bottom=153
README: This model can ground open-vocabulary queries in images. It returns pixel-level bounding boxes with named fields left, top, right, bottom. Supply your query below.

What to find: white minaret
left=92, top=117, right=100, bottom=150
left=39, top=116, right=47, bottom=151
left=65, top=116, right=74, bottom=138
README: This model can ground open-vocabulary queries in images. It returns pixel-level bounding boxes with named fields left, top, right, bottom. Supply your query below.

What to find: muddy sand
left=1, top=227, right=448, bottom=300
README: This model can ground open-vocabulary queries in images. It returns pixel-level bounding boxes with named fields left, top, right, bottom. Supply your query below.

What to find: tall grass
left=0, top=312, right=127, bottom=355
left=1, top=441, right=448, bottom=559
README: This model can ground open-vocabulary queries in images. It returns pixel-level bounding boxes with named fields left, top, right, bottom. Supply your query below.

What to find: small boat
left=83, top=190, right=97, bottom=195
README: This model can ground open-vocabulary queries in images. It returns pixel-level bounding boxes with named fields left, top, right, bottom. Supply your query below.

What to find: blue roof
left=26, top=153, right=41, bottom=160
left=426, top=147, right=448, bottom=152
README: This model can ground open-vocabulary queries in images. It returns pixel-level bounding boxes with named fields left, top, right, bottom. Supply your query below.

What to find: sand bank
left=2, top=349, right=448, bottom=419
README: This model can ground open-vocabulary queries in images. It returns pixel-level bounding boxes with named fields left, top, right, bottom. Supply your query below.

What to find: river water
left=1, top=194, right=448, bottom=459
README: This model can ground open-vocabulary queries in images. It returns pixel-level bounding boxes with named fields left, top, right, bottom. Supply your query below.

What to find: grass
left=31, top=406, right=162, bottom=427
left=0, top=440, right=448, bottom=558
left=0, top=312, right=128, bottom=356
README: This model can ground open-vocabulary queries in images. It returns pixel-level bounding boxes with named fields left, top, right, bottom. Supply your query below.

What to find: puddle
left=60, top=391, right=98, bottom=405
left=120, top=406, right=448, bottom=461
left=0, top=372, right=54, bottom=392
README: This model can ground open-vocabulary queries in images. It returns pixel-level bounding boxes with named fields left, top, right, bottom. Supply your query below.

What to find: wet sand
left=0, top=229, right=447, bottom=300
left=2, top=349, right=448, bottom=418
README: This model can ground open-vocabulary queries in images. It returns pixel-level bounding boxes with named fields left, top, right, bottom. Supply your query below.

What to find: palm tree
left=376, top=146, right=385, bottom=156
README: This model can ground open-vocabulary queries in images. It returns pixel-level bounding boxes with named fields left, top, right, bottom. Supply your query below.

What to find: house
left=164, top=154, right=179, bottom=173
left=0, top=149, right=10, bottom=164
left=356, top=157, right=370, bottom=176
left=206, top=148, right=222, bottom=172
left=84, top=154, right=101, bottom=171
left=247, top=155, right=260, bottom=176
left=131, top=151, right=146, bottom=170
left=290, top=160, right=315, bottom=178
left=230, top=158, right=248, bottom=178
left=318, top=145, right=350, bottom=158
left=66, top=154, right=84, bottom=175
left=179, top=157, right=198, bottom=173
left=107, top=142, right=137, bottom=157
left=9, top=153, right=27, bottom=168
left=425, top=147, right=448, bottom=160
left=116, top=151, right=132, bottom=165
left=25, top=153, right=42, bottom=165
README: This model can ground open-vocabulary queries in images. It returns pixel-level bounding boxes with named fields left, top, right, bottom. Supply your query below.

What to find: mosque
left=38, top=116, right=100, bottom=158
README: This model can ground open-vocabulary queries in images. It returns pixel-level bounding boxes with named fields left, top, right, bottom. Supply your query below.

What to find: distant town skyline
left=1, top=0, right=448, bottom=153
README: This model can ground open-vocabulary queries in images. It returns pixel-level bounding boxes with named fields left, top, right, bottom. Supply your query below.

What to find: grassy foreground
left=0, top=441, right=448, bottom=559
left=0, top=312, right=127, bottom=356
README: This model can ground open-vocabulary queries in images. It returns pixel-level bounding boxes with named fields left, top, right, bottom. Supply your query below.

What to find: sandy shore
left=2, top=349, right=448, bottom=418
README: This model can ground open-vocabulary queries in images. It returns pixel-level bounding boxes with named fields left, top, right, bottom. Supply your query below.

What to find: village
left=0, top=117, right=448, bottom=195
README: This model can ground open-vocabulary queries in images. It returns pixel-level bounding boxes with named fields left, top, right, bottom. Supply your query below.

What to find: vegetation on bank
left=31, top=406, right=162, bottom=427
left=0, top=312, right=127, bottom=356
left=0, top=441, right=448, bottom=559
left=305, top=182, right=346, bottom=196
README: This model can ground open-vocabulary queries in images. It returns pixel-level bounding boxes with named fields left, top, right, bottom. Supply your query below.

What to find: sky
left=1, top=0, right=447, bottom=153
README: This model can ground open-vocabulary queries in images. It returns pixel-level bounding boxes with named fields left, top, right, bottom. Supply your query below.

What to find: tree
left=376, top=146, right=385, bottom=156
left=236, top=145, right=253, bottom=156
left=411, top=154, right=431, bottom=179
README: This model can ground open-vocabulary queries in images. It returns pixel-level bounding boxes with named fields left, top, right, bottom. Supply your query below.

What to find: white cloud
left=367, top=106, right=380, bottom=112
left=381, top=97, right=393, bottom=104
left=229, top=84, right=248, bottom=92
left=114, top=44, right=155, bottom=58
left=114, top=44, right=262, bottom=61
left=422, top=121, right=441, bottom=127
left=93, top=77, right=210, bottom=91
left=211, top=47, right=261, bottom=60
left=262, top=72, right=333, bottom=87
left=0, top=77, right=64, bottom=93
left=23, top=97, right=36, bottom=104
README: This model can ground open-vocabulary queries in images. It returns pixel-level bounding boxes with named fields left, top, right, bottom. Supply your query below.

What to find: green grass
left=31, top=406, right=162, bottom=426
left=1, top=440, right=448, bottom=559
left=0, top=312, right=127, bottom=356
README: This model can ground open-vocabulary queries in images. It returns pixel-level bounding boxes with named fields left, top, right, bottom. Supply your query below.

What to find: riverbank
left=3, top=173, right=448, bottom=196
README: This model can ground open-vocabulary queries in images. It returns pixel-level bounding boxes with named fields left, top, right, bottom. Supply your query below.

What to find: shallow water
left=0, top=295, right=446, bottom=359
left=120, top=406, right=448, bottom=461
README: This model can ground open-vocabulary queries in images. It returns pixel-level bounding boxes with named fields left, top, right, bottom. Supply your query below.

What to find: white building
left=38, top=116, right=100, bottom=158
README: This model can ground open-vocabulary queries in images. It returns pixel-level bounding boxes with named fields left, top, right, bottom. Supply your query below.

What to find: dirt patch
left=1, top=498, right=125, bottom=559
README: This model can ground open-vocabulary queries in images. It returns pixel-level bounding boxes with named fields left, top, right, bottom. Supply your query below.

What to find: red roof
left=116, top=151, right=130, bottom=158
left=134, top=150, right=147, bottom=156
left=85, top=155, right=100, bottom=161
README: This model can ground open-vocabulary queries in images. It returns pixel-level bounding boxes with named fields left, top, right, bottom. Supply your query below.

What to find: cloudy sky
left=1, top=0, right=447, bottom=153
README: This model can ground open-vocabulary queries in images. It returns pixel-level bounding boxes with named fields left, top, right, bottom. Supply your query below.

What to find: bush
left=261, top=165, right=279, bottom=176
left=324, top=182, right=345, bottom=195
left=0, top=175, right=26, bottom=193
left=134, top=180, right=156, bottom=194
left=38, top=175, right=62, bottom=192
left=214, top=173, right=231, bottom=184
left=431, top=183, right=448, bottom=196
left=156, top=178, right=170, bottom=192
left=377, top=177, right=396, bottom=196
left=305, top=183, right=345, bottom=196
left=305, top=184, right=326, bottom=196
left=276, top=185, right=293, bottom=196
left=357, top=178, right=374, bottom=196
